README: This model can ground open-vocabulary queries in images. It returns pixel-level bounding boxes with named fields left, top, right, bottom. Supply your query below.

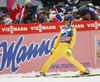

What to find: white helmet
left=25, top=0, right=32, bottom=5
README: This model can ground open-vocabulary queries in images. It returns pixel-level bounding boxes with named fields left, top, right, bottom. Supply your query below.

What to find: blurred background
left=0, top=0, right=100, bottom=7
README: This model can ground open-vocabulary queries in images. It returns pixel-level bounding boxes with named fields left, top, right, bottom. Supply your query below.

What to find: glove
left=66, top=49, right=72, bottom=56
left=50, top=48, right=55, bottom=55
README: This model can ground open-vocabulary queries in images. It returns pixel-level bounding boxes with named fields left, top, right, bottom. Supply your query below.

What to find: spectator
left=36, top=5, right=44, bottom=12
left=41, top=7, right=50, bottom=22
left=0, top=16, right=4, bottom=25
left=25, top=0, right=35, bottom=19
left=36, top=5, right=50, bottom=22
left=1, top=1, right=100, bottom=25
left=0, top=9, right=8, bottom=20
left=38, top=12, right=47, bottom=23
left=24, top=15, right=32, bottom=24
left=95, top=6, right=100, bottom=13
left=62, top=4, right=71, bottom=14
left=95, top=6, right=100, bottom=20
left=80, top=8, right=90, bottom=21
left=32, top=19, right=38, bottom=23
left=49, top=10, right=57, bottom=22
left=72, top=7, right=82, bottom=21
left=2, top=8, right=10, bottom=18
left=64, top=4, right=70, bottom=12
left=79, top=5, right=87, bottom=12
left=1, top=14, right=7, bottom=19
left=4, top=18, right=13, bottom=25
left=73, top=7, right=78, bottom=19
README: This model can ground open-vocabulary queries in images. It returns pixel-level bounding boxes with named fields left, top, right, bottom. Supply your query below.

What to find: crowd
left=0, top=0, right=100, bottom=25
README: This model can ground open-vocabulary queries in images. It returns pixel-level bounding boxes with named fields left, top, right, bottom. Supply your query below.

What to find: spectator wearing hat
left=95, top=6, right=100, bottom=20
left=73, top=7, right=78, bottom=19
left=72, top=7, right=82, bottom=21
left=79, top=5, right=87, bottom=12
left=32, top=19, right=39, bottom=23
left=64, top=4, right=70, bottom=11
left=62, top=4, right=70, bottom=14
left=41, top=7, right=50, bottom=22
left=73, top=7, right=78, bottom=16
left=38, top=12, right=47, bottom=23
left=36, top=5, right=44, bottom=12
left=80, top=8, right=90, bottom=21
left=25, top=0, right=35, bottom=19
left=36, top=5, right=49, bottom=22
left=95, top=6, right=100, bottom=13
left=49, top=10, right=57, bottom=22
left=0, top=16, right=4, bottom=25
left=4, top=18, right=13, bottom=25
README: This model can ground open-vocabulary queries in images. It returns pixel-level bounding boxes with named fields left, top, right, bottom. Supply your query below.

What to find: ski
left=22, top=74, right=60, bottom=78
left=22, top=73, right=100, bottom=78
left=46, top=73, right=100, bottom=78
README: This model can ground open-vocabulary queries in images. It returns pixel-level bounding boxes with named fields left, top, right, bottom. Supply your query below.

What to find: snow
left=0, top=68, right=100, bottom=82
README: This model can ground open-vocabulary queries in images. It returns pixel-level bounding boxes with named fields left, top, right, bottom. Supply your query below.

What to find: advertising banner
left=0, top=21, right=87, bottom=35
left=72, top=21, right=86, bottom=31
left=86, top=20, right=100, bottom=30
left=94, top=34, right=100, bottom=68
left=0, top=33, right=92, bottom=74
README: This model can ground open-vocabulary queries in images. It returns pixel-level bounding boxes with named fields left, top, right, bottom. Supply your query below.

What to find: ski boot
left=35, top=72, right=45, bottom=77
left=80, top=69, right=90, bottom=75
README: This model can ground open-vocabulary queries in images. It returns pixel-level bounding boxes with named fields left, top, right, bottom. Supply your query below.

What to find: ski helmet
left=64, top=14, right=74, bottom=25
left=64, top=14, right=74, bottom=21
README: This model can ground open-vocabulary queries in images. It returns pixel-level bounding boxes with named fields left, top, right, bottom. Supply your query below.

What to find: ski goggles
left=64, top=18, right=70, bottom=22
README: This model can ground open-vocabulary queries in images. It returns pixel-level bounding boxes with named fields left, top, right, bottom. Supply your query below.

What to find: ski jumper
left=40, top=25, right=87, bottom=74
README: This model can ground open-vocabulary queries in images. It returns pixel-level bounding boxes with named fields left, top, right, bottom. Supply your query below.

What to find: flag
left=11, top=2, right=17, bottom=11
left=56, top=13, right=64, bottom=22
left=19, top=7, right=25, bottom=24
left=7, top=0, right=16, bottom=11
left=10, top=4, right=23, bottom=21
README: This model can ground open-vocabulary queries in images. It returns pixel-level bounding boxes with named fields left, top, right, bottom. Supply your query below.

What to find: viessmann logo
left=1, top=26, right=28, bottom=34
left=87, top=21, right=100, bottom=29
left=30, top=24, right=56, bottom=32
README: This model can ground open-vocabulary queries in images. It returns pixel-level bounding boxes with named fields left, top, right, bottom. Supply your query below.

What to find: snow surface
left=0, top=68, right=100, bottom=82
left=0, top=68, right=100, bottom=78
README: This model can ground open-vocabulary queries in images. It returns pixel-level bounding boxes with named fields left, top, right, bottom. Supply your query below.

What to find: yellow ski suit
left=41, top=25, right=87, bottom=74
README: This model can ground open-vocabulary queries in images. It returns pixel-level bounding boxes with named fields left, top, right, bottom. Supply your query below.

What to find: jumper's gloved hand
left=66, top=49, right=72, bottom=56
left=50, top=48, right=55, bottom=55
